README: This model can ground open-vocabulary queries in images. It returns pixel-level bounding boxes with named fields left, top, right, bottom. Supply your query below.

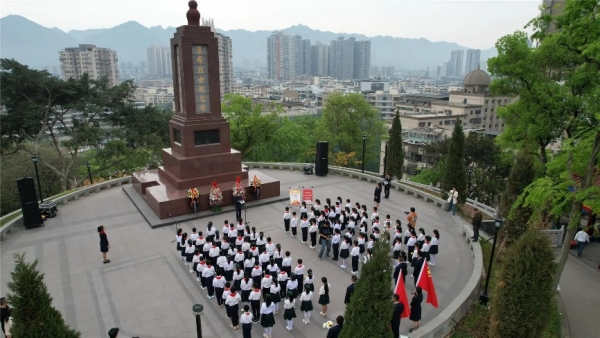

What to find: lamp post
left=31, top=155, right=43, bottom=203
left=85, top=161, right=93, bottom=185
left=382, top=142, right=388, bottom=178
left=192, top=304, right=204, bottom=338
left=361, top=135, right=366, bottom=173
left=479, top=215, right=504, bottom=306
left=254, top=147, right=258, bottom=162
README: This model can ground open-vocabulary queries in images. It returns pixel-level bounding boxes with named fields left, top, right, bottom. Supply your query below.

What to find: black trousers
left=310, top=232, right=317, bottom=246
left=385, top=185, right=390, bottom=198
left=284, top=219, right=291, bottom=232
left=236, top=203, right=242, bottom=221
left=291, top=226, right=297, bottom=236
left=251, top=300, right=261, bottom=322
left=200, top=275, right=206, bottom=288
left=297, top=274, right=304, bottom=293
left=473, top=226, right=480, bottom=241
left=242, top=323, right=252, bottom=338
left=216, top=287, right=224, bottom=305
left=332, top=243, right=340, bottom=260
left=352, top=255, right=359, bottom=272
left=230, top=304, right=240, bottom=326
left=408, top=246, right=415, bottom=263
left=301, top=227, right=308, bottom=242
left=206, top=276, right=215, bottom=296
left=279, top=281, right=288, bottom=298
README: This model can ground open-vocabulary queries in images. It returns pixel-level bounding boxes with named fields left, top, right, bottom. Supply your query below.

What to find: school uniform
left=309, top=225, right=318, bottom=247
left=256, top=238, right=267, bottom=256
left=300, top=219, right=309, bottom=243
left=235, top=237, right=244, bottom=250
left=240, top=310, right=254, bottom=338
left=293, top=264, right=305, bottom=292
left=265, top=242, right=275, bottom=258
left=259, top=252, right=270, bottom=272
left=176, top=235, right=182, bottom=253
left=278, top=271, right=289, bottom=298
left=407, top=236, right=417, bottom=263
left=304, top=276, right=315, bottom=293
left=179, top=238, right=188, bottom=259
left=202, top=242, right=212, bottom=258
left=332, top=234, right=341, bottom=261
left=192, top=253, right=201, bottom=273
left=241, top=278, right=253, bottom=302
left=244, top=258, right=254, bottom=277
left=224, top=261, right=235, bottom=281
left=251, top=265, right=263, bottom=286
left=266, top=264, right=279, bottom=280
left=260, top=303, right=276, bottom=328
left=237, top=223, right=245, bottom=237
left=196, top=261, right=207, bottom=286
left=287, top=278, right=299, bottom=299
left=429, top=236, right=439, bottom=266
left=282, top=257, right=293, bottom=276
left=283, top=298, right=297, bottom=320
left=249, top=289, right=262, bottom=323
left=250, top=232, right=258, bottom=246
left=283, top=211, right=291, bottom=232
left=222, top=288, right=231, bottom=317
left=358, top=236, right=366, bottom=255
left=261, top=276, right=273, bottom=302
left=195, top=236, right=206, bottom=248
left=216, top=255, right=227, bottom=271
left=404, top=230, right=411, bottom=245
left=290, top=216, right=298, bottom=237
left=234, top=251, right=245, bottom=264
left=209, top=246, right=220, bottom=266
left=203, top=265, right=216, bottom=298
left=393, top=242, right=402, bottom=259
left=241, top=241, right=250, bottom=253
left=318, top=283, right=331, bottom=305
left=422, top=242, right=431, bottom=262
left=225, top=291, right=241, bottom=327
left=233, top=269, right=244, bottom=290
left=269, top=284, right=282, bottom=304
left=350, top=246, right=360, bottom=273
left=206, top=227, right=216, bottom=243
left=300, top=291, right=314, bottom=312
left=214, top=275, right=226, bottom=306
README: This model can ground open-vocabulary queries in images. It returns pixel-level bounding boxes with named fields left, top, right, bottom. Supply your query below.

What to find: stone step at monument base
left=131, top=169, right=280, bottom=219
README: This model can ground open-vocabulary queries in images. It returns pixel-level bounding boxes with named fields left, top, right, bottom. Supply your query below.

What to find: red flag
left=416, top=259, right=439, bottom=308
left=394, top=274, right=411, bottom=318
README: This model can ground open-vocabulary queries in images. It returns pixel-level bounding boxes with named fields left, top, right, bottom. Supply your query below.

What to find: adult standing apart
left=574, top=228, right=591, bottom=257
left=390, top=294, right=404, bottom=338
left=406, top=207, right=418, bottom=228
left=412, top=250, right=425, bottom=286
left=374, top=183, right=382, bottom=209
left=471, top=208, right=482, bottom=241
left=383, top=174, right=392, bottom=199
left=446, top=188, right=459, bottom=216
left=326, top=315, right=344, bottom=338
left=408, top=287, right=423, bottom=333
left=318, top=221, right=332, bottom=260
left=1, top=297, right=10, bottom=337
left=98, top=225, right=110, bottom=264
left=344, top=275, right=357, bottom=305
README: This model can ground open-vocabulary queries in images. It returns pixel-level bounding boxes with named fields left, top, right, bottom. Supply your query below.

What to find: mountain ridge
left=0, top=14, right=497, bottom=72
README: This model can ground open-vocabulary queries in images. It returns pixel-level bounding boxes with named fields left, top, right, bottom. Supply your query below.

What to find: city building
left=353, top=40, right=371, bottom=79
left=267, top=31, right=296, bottom=80
left=59, top=44, right=119, bottom=86
left=146, top=45, right=172, bottom=79
left=295, top=36, right=312, bottom=76
left=465, top=49, right=481, bottom=74
left=446, top=50, right=464, bottom=77
left=311, top=42, right=330, bottom=76
left=330, top=37, right=355, bottom=80
left=203, top=18, right=233, bottom=96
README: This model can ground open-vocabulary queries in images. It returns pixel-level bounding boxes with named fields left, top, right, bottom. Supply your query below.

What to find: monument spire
left=186, top=0, right=200, bottom=26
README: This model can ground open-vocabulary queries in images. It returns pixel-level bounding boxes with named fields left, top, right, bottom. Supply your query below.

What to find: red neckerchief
left=216, top=276, right=222, bottom=280
left=254, top=266, right=260, bottom=269
left=230, top=292, right=236, bottom=296
left=297, top=264, right=303, bottom=268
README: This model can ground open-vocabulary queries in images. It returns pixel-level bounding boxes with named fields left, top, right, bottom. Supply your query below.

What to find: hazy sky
left=3, top=0, right=542, bottom=49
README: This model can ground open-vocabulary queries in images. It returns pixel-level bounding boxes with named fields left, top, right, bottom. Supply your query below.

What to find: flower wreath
left=233, top=175, right=245, bottom=200
left=209, top=181, right=223, bottom=206
left=187, top=187, right=200, bottom=199
left=251, top=175, right=261, bottom=188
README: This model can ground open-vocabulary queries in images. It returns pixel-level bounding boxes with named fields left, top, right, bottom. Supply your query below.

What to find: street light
left=479, top=215, right=504, bottom=306
left=192, top=304, right=204, bottom=338
left=362, top=135, right=367, bottom=173
left=85, top=161, right=93, bottom=185
left=254, top=147, right=258, bottom=162
left=382, top=142, right=388, bottom=178
left=31, top=155, right=43, bottom=203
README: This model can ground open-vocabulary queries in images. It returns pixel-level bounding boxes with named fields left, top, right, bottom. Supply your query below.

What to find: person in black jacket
left=412, top=250, right=425, bottom=286
left=373, top=183, right=382, bottom=208
left=98, top=225, right=110, bottom=264
left=326, top=315, right=344, bottom=338
left=383, top=174, right=392, bottom=199
left=390, top=294, right=404, bottom=338
left=408, top=287, right=423, bottom=333
left=393, top=255, right=407, bottom=286
left=344, top=275, right=357, bottom=305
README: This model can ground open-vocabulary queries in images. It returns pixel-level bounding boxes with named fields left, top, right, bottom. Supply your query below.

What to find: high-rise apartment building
left=311, top=42, right=330, bottom=76
left=465, top=49, right=481, bottom=74
left=267, top=31, right=296, bottom=80
left=446, top=50, right=464, bottom=77
left=294, top=36, right=312, bottom=76
left=147, top=45, right=172, bottom=79
left=59, top=44, right=119, bottom=86
left=330, top=37, right=355, bottom=80
left=353, top=40, right=371, bottom=79
left=202, top=18, right=233, bottom=96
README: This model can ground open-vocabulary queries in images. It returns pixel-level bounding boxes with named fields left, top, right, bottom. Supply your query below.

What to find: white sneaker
left=190, top=269, right=194, bottom=273
left=340, top=265, right=346, bottom=269
left=196, top=277, right=200, bottom=282
left=286, top=326, right=291, bottom=331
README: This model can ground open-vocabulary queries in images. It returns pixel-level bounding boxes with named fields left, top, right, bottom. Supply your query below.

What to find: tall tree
left=341, top=241, right=393, bottom=338
left=441, top=119, right=467, bottom=203
left=497, top=148, right=537, bottom=244
left=221, top=93, right=282, bottom=159
left=316, top=93, right=386, bottom=171
left=0, top=59, right=135, bottom=190
left=7, top=253, right=81, bottom=337
left=489, top=228, right=556, bottom=338
left=387, top=111, right=404, bottom=179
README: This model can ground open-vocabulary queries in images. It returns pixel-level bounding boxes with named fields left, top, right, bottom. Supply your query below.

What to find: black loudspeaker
left=315, top=141, right=329, bottom=177
left=17, top=177, right=44, bottom=229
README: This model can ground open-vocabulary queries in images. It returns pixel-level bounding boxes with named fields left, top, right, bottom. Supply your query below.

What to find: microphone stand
left=169, top=213, right=180, bottom=243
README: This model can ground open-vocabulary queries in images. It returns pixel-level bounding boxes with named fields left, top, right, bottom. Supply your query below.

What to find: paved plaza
left=1, top=169, right=474, bottom=338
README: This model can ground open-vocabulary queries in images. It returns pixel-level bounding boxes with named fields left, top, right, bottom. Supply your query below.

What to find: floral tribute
left=251, top=175, right=261, bottom=189
left=323, top=320, right=334, bottom=329
left=233, top=175, right=245, bottom=200
left=209, top=180, right=223, bottom=212
left=187, top=187, right=200, bottom=199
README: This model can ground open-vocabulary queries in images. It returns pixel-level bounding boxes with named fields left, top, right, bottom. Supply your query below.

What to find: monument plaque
left=131, top=0, right=280, bottom=220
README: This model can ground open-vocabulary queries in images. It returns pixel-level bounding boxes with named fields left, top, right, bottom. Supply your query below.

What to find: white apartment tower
left=311, top=42, right=330, bottom=76
left=447, top=50, right=464, bottom=77
left=465, top=49, right=481, bottom=74
left=147, top=45, right=172, bottom=79
left=59, top=44, right=119, bottom=86
left=202, top=18, right=233, bottom=96
left=267, top=31, right=296, bottom=80
left=353, top=40, right=371, bottom=79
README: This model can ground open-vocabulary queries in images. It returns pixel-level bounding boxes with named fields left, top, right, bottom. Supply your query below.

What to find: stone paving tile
left=0, top=169, right=474, bottom=337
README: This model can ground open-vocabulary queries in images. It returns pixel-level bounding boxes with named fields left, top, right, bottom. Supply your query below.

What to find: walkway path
left=1, top=169, right=474, bottom=338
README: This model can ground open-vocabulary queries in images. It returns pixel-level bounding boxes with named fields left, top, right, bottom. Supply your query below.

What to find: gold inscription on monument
left=192, top=44, right=210, bottom=114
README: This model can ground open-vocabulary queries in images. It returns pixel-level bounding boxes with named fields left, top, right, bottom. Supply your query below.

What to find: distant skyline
left=2, top=0, right=542, bottom=49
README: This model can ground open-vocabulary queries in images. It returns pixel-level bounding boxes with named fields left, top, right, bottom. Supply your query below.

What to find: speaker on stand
left=17, top=177, right=44, bottom=229
left=315, top=141, right=329, bottom=177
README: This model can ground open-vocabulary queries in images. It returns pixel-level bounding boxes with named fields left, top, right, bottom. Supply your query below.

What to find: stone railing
left=540, top=226, right=566, bottom=247
left=0, top=176, right=132, bottom=241
left=244, top=161, right=485, bottom=337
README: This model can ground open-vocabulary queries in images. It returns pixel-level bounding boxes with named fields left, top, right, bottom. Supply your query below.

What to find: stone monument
left=132, top=1, right=280, bottom=219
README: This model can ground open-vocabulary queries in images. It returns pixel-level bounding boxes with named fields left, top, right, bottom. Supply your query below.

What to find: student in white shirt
left=266, top=260, right=279, bottom=276
left=371, top=207, right=379, bottom=224
left=309, top=221, right=318, bottom=248
left=300, top=286, right=314, bottom=324
left=339, top=237, right=351, bottom=269
left=259, top=297, right=276, bottom=338
left=283, top=293, right=297, bottom=331
left=345, top=199, right=352, bottom=210
left=225, top=287, right=242, bottom=330
left=318, top=277, right=331, bottom=316
left=348, top=216, right=356, bottom=235
left=300, top=202, right=308, bottom=219
left=422, top=236, right=431, bottom=262
left=273, top=244, right=283, bottom=268
left=300, top=215, right=309, bottom=243
left=265, top=238, right=275, bottom=257
left=293, top=259, right=305, bottom=291
left=206, top=222, right=216, bottom=242
left=234, top=248, right=245, bottom=264
left=259, top=250, right=270, bottom=271
left=290, top=212, right=298, bottom=237
left=241, top=240, right=250, bottom=253
left=283, top=207, right=291, bottom=233
left=282, top=251, right=292, bottom=276
left=209, top=243, right=220, bottom=266
left=350, top=240, right=360, bottom=274
left=249, top=285, right=262, bottom=323
left=407, top=231, right=417, bottom=263
left=286, top=274, right=299, bottom=299
left=278, top=269, right=289, bottom=298
left=251, top=262, right=263, bottom=286
left=392, top=238, right=403, bottom=260
left=202, top=262, right=216, bottom=298
left=240, top=275, right=253, bottom=303
left=222, top=220, right=230, bottom=238
left=256, top=232, right=267, bottom=254
left=195, top=232, right=206, bottom=248
left=269, top=281, right=281, bottom=314
left=429, top=229, right=440, bottom=267
left=233, top=265, right=244, bottom=290
left=574, top=228, right=591, bottom=257
left=190, top=227, right=199, bottom=242
left=332, top=229, right=341, bottom=261
left=304, top=269, right=315, bottom=292
left=261, top=273, right=273, bottom=302
left=196, top=257, right=207, bottom=285
left=191, top=250, right=202, bottom=274
left=240, top=304, right=254, bottom=337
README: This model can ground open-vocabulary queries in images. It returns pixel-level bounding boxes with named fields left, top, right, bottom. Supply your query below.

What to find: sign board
left=289, top=188, right=302, bottom=206
left=302, top=188, right=313, bottom=205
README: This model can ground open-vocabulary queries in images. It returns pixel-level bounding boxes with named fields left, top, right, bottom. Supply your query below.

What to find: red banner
left=394, top=272, right=411, bottom=318
left=416, top=259, right=439, bottom=308
left=302, top=188, right=313, bottom=205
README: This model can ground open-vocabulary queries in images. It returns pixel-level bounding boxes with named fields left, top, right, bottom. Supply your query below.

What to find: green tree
left=410, top=164, right=444, bottom=186
left=341, top=241, right=393, bottom=338
left=441, top=119, right=467, bottom=202
left=387, top=111, right=404, bottom=179
left=261, top=116, right=315, bottom=162
left=316, top=93, right=386, bottom=171
left=489, top=228, right=556, bottom=338
left=497, top=148, right=537, bottom=244
left=7, top=253, right=81, bottom=338
left=0, top=59, right=135, bottom=190
left=221, top=94, right=282, bottom=159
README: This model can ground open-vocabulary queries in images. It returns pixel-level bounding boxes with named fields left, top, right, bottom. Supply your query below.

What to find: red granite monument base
left=132, top=168, right=280, bottom=219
